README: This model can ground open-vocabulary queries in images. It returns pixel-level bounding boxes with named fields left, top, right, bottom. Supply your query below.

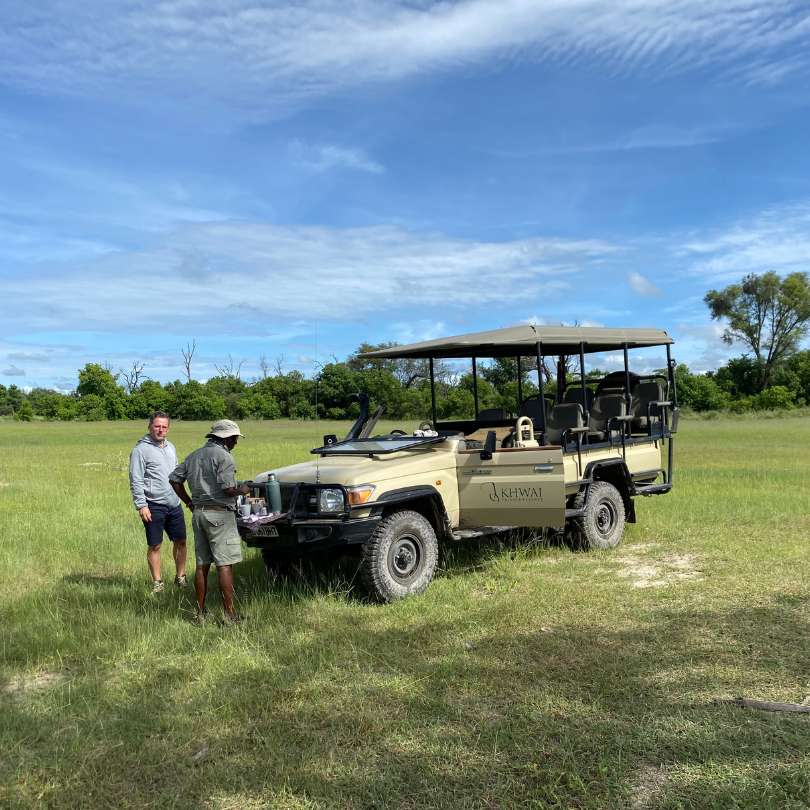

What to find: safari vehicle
left=240, top=325, right=678, bottom=602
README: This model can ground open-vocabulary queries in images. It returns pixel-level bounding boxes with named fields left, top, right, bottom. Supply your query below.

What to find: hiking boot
left=192, top=608, right=207, bottom=626
left=151, top=579, right=165, bottom=594
left=174, top=574, right=188, bottom=588
left=221, top=612, right=243, bottom=626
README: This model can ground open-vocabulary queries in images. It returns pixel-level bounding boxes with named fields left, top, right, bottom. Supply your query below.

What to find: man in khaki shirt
left=170, top=420, right=250, bottom=624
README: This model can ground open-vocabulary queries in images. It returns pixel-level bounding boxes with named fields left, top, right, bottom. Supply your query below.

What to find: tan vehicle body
left=245, top=324, right=677, bottom=601
left=258, top=435, right=662, bottom=531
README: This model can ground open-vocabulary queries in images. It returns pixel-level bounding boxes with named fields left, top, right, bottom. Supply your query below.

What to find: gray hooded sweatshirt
left=129, top=435, right=181, bottom=510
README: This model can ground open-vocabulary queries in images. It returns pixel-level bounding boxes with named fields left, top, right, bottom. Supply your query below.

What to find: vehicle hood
left=251, top=445, right=457, bottom=489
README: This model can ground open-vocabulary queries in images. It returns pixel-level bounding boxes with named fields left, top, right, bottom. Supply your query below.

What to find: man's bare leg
left=173, top=540, right=187, bottom=580
left=195, top=564, right=211, bottom=614
left=217, top=565, right=237, bottom=618
left=147, top=544, right=162, bottom=582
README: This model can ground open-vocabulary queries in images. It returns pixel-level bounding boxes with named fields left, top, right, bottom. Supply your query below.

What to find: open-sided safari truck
left=240, top=325, right=679, bottom=601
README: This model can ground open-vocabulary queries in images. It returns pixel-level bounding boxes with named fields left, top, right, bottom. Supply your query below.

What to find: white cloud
left=627, top=271, right=662, bottom=297
left=672, top=322, right=734, bottom=372
left=290, top=141, right=384, bottom=174
left=1, top=2, right=808, bottom=115
left=390, top=320, right=448, bottom=345
left=681, top=201, right=810, bottom=283
left=0, top=222, right=615, bottom=335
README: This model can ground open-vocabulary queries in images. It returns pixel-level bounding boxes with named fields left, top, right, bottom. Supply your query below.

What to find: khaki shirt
left=170, top=439, right=239, bottom=510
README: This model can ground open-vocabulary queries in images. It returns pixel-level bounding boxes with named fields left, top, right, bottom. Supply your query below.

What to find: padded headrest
left=548, top=403, right=584, bottom=428
left=563, top=387, right=594, bottom=409
left=632, top=380, right=665, bottom=401
left=591, top=394, right=626, bottom=417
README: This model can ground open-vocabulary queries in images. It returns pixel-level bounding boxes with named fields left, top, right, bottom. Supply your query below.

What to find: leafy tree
left=169, top=380, right=226, bottom=421
left=2, top=384, right=25, bottom=416
left=76, top=363, right=127, bottom=419
left=77, top=394, right=108, bottom=421
left=316, top=363, right=361, bottom=418
left=15, top=400, right=34, bottom=421
left=752, top=385, right=795, bottom=411
left=28, top=388, right=66, bottom=420
left=771, top=349, right=810, bottom=405
left=77, top=363, right=119, bottom=399
left=713, top=356, right=762, bottom=398
left=347, top=342, right=451, bottom=387
left=705, top=271, right=810, bottom=390
left=242, top=392, right=282, bottom=419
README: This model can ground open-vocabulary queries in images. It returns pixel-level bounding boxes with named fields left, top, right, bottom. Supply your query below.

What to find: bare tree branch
left=181, top=339, right=196, bottom=382
left=259, top=354, right=271, bottom=380
left=214, top=353, right=245, bottom=379
left=273, top=354, right=286, bottom=376
left=120, top=361, right=147, bottom=394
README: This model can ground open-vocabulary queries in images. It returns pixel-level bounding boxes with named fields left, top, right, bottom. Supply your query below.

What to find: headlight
left=318, top=488, right=345, bottom=513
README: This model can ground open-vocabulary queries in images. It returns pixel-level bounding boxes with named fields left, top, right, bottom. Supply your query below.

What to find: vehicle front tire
left=361, top=510, right=439, bottom=602
left=569, top=481, right=626, bottom=550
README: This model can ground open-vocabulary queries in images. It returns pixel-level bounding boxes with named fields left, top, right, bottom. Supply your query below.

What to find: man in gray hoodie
left=129, top=411, right=189, bottom=592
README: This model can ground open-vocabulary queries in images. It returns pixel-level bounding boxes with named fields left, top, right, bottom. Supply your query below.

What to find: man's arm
left=171, top=480, right=194, bottom=511
left=129, top=447, right=152, bottom=523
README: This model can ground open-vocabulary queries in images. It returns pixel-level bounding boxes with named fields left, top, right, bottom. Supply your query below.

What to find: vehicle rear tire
left=361, top=510, right=439, bottom=602
left=568, top=481, right=626, bottom=550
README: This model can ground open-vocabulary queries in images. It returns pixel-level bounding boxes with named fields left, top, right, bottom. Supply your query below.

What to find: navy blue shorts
left=142, top=501, right=187, bottom=547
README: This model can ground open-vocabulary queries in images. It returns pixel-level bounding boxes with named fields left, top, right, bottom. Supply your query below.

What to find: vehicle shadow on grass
left=3, top=593, right=809, bottom=808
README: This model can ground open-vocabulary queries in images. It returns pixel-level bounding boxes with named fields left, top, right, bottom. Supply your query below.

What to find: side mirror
left=480, top=430, right=497, bottom=460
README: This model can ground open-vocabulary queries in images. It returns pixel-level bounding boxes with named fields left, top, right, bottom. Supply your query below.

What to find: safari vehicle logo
left=488, top=482, right=542, bottom=503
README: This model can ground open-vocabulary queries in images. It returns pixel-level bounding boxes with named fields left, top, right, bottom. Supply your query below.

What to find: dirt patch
left=628, top=763, right=669, bottom=808
left=3, top=670, right=68, bottom=698
left=615, top=553, right=702, bottom=589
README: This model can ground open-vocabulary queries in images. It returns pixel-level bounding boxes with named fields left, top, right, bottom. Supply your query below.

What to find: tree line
left=3, top=271, right=810, bottom=421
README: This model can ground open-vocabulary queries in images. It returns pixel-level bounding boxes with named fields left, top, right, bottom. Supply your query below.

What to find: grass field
left=1, top=417, right=809, bottom=809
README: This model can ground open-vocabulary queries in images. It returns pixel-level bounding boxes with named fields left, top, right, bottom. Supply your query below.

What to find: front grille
left=279, top=483, right=297, bottom=513
left=279, top=483, right=345, bottom=517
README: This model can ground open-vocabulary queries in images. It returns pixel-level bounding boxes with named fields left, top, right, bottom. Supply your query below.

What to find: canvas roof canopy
left=360, top=324, right=673, bottom=360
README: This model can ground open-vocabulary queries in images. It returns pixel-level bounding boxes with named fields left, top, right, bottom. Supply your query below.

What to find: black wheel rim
left=387, top=534, right=422, bottom=583
left=595, top=499, right=617, bottom=538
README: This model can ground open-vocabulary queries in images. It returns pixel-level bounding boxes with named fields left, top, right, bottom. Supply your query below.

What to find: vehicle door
left=456, top=444, right=565, bottom=529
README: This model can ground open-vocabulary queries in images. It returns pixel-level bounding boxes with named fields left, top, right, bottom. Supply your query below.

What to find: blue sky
left=2, top=0, right=810, bottom=390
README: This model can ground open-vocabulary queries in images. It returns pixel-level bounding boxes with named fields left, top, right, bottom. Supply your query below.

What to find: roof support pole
left=666, top=343, right=677, bottom=405
left=623, top=344, right=632, bottom=412
left=516, top=356, right=523, bottom=410
left=557, top=355, right=566, bottom=403
left=579, top=342, right=588, bottom=425
left=429, top=358, right=437, bottom=427
left=535, top=341, right=547, bottom=437
left=472, top=357, right=479, bottom=420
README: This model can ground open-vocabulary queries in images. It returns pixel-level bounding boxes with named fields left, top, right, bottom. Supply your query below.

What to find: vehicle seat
left=595, top=370, right=640, bottom=397
left=587, top=394, right=627, bottom=441
left=631, top=380, right=666, bottom=434
left=563, top=386, right=595, bottom=413
left=544, top=403, right=584, bottom=446
left=518, top=395, right=545, bottom=425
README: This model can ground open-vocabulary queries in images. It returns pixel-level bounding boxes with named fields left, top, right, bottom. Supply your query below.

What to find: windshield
left=311, top=435, right=446, bottom=456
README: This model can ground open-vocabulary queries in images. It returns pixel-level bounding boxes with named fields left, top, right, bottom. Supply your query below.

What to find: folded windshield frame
left=311, top=435, right=447, bottom=456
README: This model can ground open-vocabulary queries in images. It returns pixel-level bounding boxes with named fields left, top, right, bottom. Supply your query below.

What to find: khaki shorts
left=192, top=509, right=243, bottom=567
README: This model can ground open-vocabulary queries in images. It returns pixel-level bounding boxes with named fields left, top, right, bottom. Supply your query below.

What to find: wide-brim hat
left=206, top=419, right=245, bottom=439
